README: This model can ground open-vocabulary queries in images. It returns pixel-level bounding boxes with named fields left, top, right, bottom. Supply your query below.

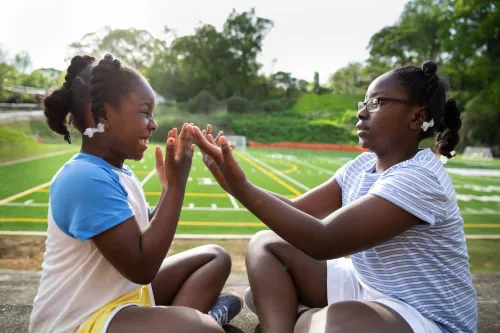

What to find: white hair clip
left=439, top=151, right=456, bottom=164
left=421, top=118, right=434, bottom=132
left=84, top=123, right=105, bottom=138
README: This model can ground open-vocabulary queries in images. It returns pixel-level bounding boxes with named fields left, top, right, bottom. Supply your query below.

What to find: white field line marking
left=2, top=202, right=248, bottom=211
left=291, top=159, right=334, bottom=174
left=242, top=152, right=310, bottom=192
left=228, top=194, right=239, bottom=209
left=0, top=149, right=78, bottom=166
left=0, top=181, right=51, bottom=206
left=140, top=168, right=157, bottom=186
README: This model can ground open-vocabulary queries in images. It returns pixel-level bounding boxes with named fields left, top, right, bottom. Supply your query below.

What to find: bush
left=185, top=91, right=217, bottom=114
left=231, top=114, right=357, bottom=144
left=227, top=96, right=249, bottom=113
left=214, top=112, right=233, bottom=131
left=261, top=99, right=283, bottom=112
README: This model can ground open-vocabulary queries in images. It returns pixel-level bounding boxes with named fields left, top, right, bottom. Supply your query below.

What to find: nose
left=149, top=118, right=158, bottom=131
left=357, top=106, right=369, bottom=120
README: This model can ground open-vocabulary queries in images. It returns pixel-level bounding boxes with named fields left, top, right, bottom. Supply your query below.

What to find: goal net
left=462, top=146, right=493, bottom=160
left=225, top=135, right=247, bottom=151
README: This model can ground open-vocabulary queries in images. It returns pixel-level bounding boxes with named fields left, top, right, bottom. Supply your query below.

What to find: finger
left=172, top=127, right=179, bottom=156
left=180, top=124, right=192, bottom=155
left=214, top=131, right=223, bottom=145
left=192, top=126, right=222, bottom=158
left=219, top=136, right=237, bottom=164
left=206, top=124, right=212, bottom=136
left=155, top=146, right=163, bottom=168
left=184, top=123, right=193, bottom=141
left=207, top=134, right=216, bottom=145
left=202, top=129, right=206, bottom=136
left=166, top=137, right=176, bottom=166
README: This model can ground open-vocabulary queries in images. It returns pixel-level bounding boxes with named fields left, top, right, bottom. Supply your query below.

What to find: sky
left=0, top=0, right=408, bottom=83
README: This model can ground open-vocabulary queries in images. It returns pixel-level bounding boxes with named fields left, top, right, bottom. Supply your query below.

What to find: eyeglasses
left=357, top=97, right=416, bottom=113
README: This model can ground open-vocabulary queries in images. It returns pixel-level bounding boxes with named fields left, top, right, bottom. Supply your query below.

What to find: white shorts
left=327, top=258, right=443, bottom=333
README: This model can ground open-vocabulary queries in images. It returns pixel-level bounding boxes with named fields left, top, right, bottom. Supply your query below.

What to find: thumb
left=166, top=137, right=176, bottom=166
left=155, top=146, right=163, bottom=168
left=219, top=136, right=237, bottom=165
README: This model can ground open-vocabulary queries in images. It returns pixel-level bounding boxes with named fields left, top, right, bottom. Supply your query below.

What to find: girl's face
left=356, top=72, right=424, bottom=155
left=101, top=77, right=157, bottom=161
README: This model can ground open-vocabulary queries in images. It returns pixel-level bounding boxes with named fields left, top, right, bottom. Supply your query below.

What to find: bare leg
left=107, top=305, right=225, bottom=333
left=151, top=244, right=232, bottom=312
left=245, top=230, right=328, bottom=333
left=294, top=301, right=413, bottom=333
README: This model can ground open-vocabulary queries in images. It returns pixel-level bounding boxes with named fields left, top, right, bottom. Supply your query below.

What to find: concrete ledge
left=1, top=270, right=498, bottom=333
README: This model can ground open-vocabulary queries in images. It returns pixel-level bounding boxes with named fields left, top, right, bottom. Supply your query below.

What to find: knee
left=205, top=244, right=232, bottom=271
left=247, top=230, right=280, bottom=253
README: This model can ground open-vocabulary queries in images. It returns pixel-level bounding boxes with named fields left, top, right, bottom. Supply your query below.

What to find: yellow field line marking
left=0, top=182, right=51, bottom=206
left=235, top=152, right=301, bottom=196
left=1, top=218, right=498, bottom=229
left=0, top=218, right=264, bottom=227
left=268, top=160, right=298, bottom=174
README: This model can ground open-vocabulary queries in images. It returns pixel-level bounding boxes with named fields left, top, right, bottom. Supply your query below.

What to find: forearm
left=234, top=181, right=327, bottom=258
left=139, top=185, right=185, bottom=278
left=148, top=187, right=166, bottom=220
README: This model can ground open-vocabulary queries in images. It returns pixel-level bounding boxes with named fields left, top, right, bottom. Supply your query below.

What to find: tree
left=69, top=27, right=167, bottom=70
left=365, top=0, right=500, bottom=151
left=313, top=72, right=320, bottom=94
left=330, top=62, right=366, bottom=94
left=148, top=8, right=274, bottom=102
left=14, top=51, right=32, bottom=74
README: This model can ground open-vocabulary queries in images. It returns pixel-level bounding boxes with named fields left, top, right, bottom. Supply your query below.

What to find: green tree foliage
left=364, top=0, right=499, bottom=151
left=69, top=27, right=167, bottom=71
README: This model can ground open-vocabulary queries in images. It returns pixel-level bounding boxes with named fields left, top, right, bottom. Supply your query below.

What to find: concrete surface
left=0, top=270, right=498, bottom=333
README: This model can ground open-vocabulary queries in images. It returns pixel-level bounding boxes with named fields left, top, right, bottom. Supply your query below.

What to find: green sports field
left=1, top=147, right=499, bottom=235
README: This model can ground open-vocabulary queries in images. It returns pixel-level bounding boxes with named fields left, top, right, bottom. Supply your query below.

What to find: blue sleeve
left=369, top=166, right=447, bottom=225
left=50, top=164, right=135, bottom=241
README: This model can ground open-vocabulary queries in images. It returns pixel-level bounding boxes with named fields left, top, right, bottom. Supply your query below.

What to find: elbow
left=128, top=272, right=156, bottom=285
left=121, top=264, right=158, bottom=285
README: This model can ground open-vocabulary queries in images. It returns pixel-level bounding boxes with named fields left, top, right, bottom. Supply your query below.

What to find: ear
left=409, top=106, right=427, bottom=131
left=98, top=103, right=117, bottom=130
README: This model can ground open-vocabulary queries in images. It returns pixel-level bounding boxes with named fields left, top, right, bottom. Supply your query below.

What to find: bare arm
left=193, top=129, right=419, bottom=261
left=234, top=181, right=419, bottom=260
left=93, top=185, right=186, bottom=284
left=200, top=125, right=342, bottom=219
left=93, top=124, right=194, bottom=285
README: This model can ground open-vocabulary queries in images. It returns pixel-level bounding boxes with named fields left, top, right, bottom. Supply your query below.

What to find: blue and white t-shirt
left=334, top=149, right=477, bottom=333
left=30, top=153, right=155, bottom=333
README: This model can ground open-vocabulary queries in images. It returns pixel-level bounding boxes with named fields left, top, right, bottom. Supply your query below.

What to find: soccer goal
left=225, top=135, right=247, bottom=151
left=462, top=146, right=493, bottom=160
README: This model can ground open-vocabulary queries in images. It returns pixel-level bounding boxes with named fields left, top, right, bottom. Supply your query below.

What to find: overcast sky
left=0, top=0, right=408, bottom=82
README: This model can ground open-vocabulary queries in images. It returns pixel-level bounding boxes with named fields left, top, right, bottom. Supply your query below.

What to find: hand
left=191, top=125, right=247, bottom=194
left=155, top=127, right=180, bottom=190
left=165, top=123, right=195, bottom=188
left=199, top=124, right=232, bottom=194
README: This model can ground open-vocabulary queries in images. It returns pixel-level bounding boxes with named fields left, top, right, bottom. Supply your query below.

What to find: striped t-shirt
left=334, top=149, right=477, bottom=333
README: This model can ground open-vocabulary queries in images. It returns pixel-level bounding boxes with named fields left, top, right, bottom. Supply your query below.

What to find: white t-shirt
left=29, top=153, right=155, bottom=333
left=334, top=149, right=477, bottom=333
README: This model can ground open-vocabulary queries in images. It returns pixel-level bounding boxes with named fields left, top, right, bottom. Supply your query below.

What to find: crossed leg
left=246, top=231, right=412, bottom=333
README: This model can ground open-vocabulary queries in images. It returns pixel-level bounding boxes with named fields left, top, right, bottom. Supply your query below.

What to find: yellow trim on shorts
left=79, top=285, right=152, bottom=333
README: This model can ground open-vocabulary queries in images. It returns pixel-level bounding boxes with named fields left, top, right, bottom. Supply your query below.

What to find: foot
left=244, top=287, right=257, bottom=314
left=208, top=291, right=243, bottom=326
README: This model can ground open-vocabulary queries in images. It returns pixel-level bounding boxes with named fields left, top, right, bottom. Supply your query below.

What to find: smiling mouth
left=139, top=138, right=149, bottom=147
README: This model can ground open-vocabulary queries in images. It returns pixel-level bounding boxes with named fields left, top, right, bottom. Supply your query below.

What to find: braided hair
left=391, top=61, right=461, bottom=159
left=43, top=54, right=143, bottom=144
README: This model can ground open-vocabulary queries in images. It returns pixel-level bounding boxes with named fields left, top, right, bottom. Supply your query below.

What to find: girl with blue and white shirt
left=194, top=60, right=477, bottom=333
